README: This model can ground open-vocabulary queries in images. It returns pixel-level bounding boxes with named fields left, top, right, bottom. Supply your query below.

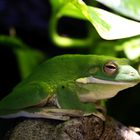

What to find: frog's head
left=76, top=55, right=140, bottom=101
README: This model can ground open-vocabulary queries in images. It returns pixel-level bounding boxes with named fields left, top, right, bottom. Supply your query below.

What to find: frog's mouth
left=76, top=76, right=138, bottom=87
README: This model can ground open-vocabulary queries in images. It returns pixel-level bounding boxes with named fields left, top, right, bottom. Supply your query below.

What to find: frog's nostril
left=129, top=71, right=139, bottom=77
left=129, top=72, right=135, bottom=76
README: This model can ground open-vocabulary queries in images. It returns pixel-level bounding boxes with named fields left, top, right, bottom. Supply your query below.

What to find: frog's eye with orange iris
left=103, top=61, right=118, bottom=76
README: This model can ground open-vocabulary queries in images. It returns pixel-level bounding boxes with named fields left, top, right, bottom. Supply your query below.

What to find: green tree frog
left=0, top=55, right=140, bottom=120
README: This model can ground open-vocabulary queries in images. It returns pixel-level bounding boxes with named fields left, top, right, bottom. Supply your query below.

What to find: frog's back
left=17, top=54, right=127, bottom=87
left=18, top=55, right=91, bottom=86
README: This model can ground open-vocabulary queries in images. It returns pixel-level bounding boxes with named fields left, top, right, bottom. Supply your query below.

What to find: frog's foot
left=83, top=111, right=105, bottom=121
left=96, top=106, right=107, bottom=116
left=94, top=100, right=107, bottom=116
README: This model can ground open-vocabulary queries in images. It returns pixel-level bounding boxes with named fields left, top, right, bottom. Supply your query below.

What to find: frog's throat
left=76, top=76, right=138, bottom=101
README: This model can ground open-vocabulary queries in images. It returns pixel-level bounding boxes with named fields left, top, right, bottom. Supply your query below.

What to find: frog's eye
left=103, top=61, right=117, bottom=76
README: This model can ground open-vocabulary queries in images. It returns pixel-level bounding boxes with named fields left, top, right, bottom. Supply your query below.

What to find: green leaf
left=15, top=49, right=44, bottom=79
left=96, top=0, right=140, bottom=21
left=72, top=0, right=140, bottom=40
left=0, top=35, right=27, bottom=49
left=91, top=41, right=118, bottom=57
left=49, top=0, right=94, bottom=47
left=115, top=37, right=140, bottom=60
left=0, top=35, right=45, bottom=79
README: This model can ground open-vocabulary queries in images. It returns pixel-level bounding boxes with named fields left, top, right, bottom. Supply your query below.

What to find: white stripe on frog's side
left=76, top=76, right=137, bottom=86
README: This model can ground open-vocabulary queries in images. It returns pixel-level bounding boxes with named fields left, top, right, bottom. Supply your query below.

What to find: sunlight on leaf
left=72, top=0, right=140, bottom=40
left=59, top=3, right=85, bottom=19
left=87, top=7, right=140, bottom=40
left=96, top=0, right=140, bottom=21
left=115, top=37, right=140, bottom=60
left=123, top=38, right=140, bottom=60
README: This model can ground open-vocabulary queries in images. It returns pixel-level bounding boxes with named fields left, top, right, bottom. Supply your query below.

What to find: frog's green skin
left=0, top=54, right=140, bottom=120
